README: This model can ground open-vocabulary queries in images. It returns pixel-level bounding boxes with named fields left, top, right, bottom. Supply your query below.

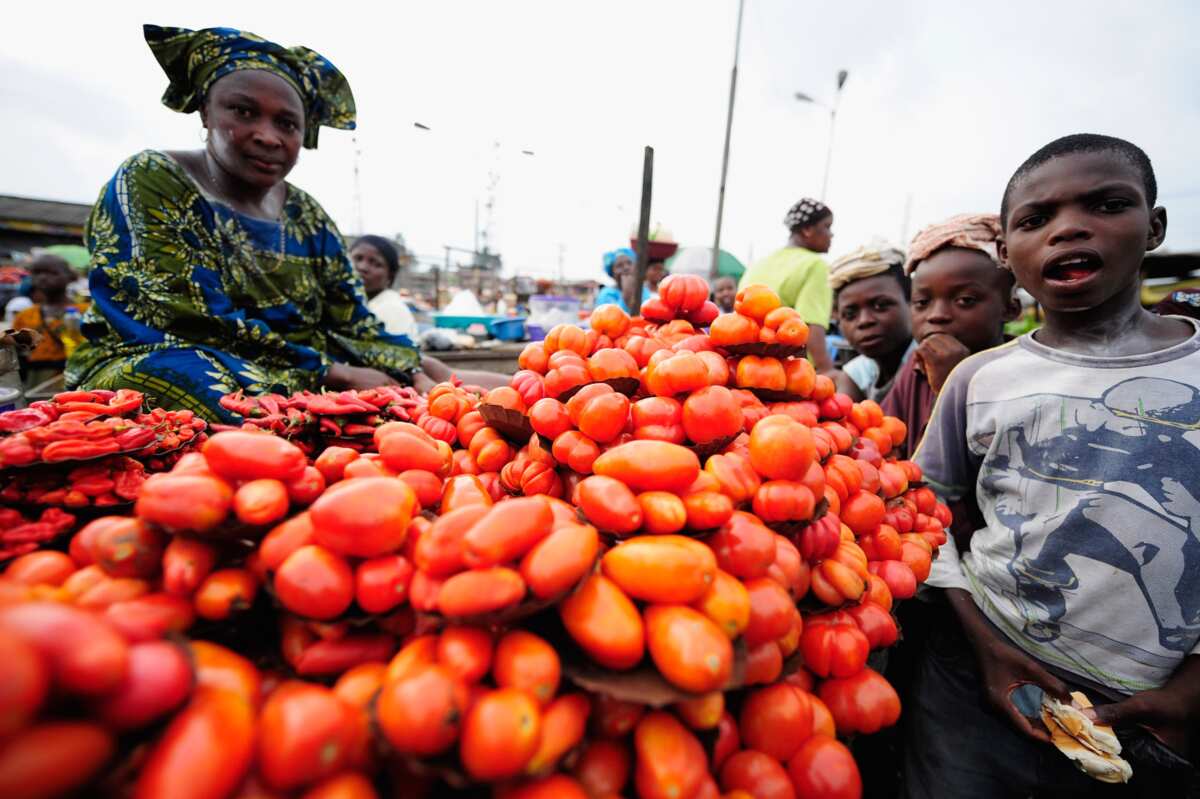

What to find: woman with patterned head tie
left=738, top=197, right=836, bottom=372
left=67, top=25, right=427, bottom=421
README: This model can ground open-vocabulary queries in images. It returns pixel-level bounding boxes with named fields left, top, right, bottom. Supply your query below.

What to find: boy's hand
left=914, top=332, right=971, bottom=393
left=1085, top=656, right=1200, bottom=756
left=944, top=588, right=1070, bottom=743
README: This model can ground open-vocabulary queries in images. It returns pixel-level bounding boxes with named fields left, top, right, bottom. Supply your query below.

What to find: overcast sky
left=3, top=1, right=1198, bottom=282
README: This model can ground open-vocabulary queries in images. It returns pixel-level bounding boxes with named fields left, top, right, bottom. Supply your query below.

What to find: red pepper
left=73, top=478, right=116, bottom=498
left=41, top=438, right=121, bottom=462
left=114, top=427, right=156, bottom=450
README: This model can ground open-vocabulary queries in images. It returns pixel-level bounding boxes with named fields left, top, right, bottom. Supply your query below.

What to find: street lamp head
left=836, top=70, right=849, bottom=90
left=520, top=150, right=535, bottom=157
left=413, top=122, right=431, bottom=131
left=794, top=91, right=816, bottom=103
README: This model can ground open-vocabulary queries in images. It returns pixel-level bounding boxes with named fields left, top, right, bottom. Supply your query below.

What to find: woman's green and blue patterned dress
left=66, top=150, right=419, bottom=421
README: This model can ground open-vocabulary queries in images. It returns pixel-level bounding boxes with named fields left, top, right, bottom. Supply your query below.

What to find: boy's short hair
left=1000, top=134, right=1157, bottom=225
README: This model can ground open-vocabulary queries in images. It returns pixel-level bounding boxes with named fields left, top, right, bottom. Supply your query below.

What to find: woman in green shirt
left=739, top=198, right=835, bottom=372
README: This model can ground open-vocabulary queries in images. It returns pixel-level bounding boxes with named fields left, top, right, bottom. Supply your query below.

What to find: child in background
left=13, top=255, right=87, bottom=386
left=827, top=243, right=914, bottom=402
left=712, top=275, right=737, bottom=313
left=881, top=214, right=1020, bottom=456
left=905, top=134, right=1199, bottom=797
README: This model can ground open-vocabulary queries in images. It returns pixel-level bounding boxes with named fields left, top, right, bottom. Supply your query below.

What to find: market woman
left=68, top=25, right=449, bottom=421
left=594, top=247, right=651, bottom=313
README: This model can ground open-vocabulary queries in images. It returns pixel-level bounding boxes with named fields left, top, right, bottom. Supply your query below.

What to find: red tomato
left=739, top=683, right=814, bottom=761
left=94, top=640, right=193, bottom=730
left=274, top=546, right=354, bottom=620
left=135, top=686, right=256, bottom=799
left=572, top=739, right=632, bottom=799
left=298, top=772, right=379, bottom=799
left=721, top=750, right=797, bottom=799
left=682, top=385, right=742, bottom=444
left=841, top=490, right=886, bottom=537
left=749, top=415, right=816, bottom=481
left=310, top=477, right=417, bottom=558
left=818, top=667, right=901, bottom=735
left=0, top=630, right=47, bottom=737
left=576, top=391, right=631, bottom=444
left=744, top=577, right=794, bottom=646
left=0, top=601, right=128, bottom=696
left=786, top=735, right=862, bottom=799
left=354, top=554, right=414, bottom=614
left=286, top=466, right=327, bottom=506
left=258, top=681, right=358, bottom=790
left=203, top=430, right=307, bottom=482
left=0, top=721, right=114, bottom=799
left=460, top=688, right=543, bottom=780
left=529, top=398, right=573, bottom=440
left=136, top=473, right=234, bottom=533
left=523, top=692, right=591, bottom=774
left=659, top=274, right=710, bottom=314
left=846, top=600, right=900, bottom=649
left=462, top=496, right=554, bottom=568
left=631, top=395, right=686, bottom=444
left=576, top=475, right=643, bottom=535
left=704, top=452, right=761, bottom=504
left=259, top=512, right=316, bottom=572
left=190, top=641, right=261, bottom=707
left=314, top=446, right=360, bottom=484
left=711, top=711, right=741, bottom=771
left=707, top=511, right=776, bottom=579
left=800, top=611, right=870, bottom=678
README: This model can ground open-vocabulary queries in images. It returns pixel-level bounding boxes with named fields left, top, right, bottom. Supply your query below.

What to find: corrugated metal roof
left=0, top=195, right=90, bottom=228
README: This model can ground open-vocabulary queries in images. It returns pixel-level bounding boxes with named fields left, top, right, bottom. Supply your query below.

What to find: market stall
left=0, top=278, right=968, bottom=798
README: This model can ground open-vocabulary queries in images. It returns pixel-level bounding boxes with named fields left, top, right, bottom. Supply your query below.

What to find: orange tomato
left=191, top=641, right=261, bottom=707
left=460, top=688, right=542, bottom=780
left=591, top=303, right=632, bottom=338
left=258, top=681, right=358, bottom=790
left=440, top=474, right=494, bottom=513
left=637, top=491, right=688, bottom=534
left=644, top=605, right=733, bottom=693
left=631, top=395, right=686, bottom=444
left=544, top=324, right=590, bottom=357
left=634, top=711, right=710, bottom=799
left=709, top=312, right=761, bottom=346
left=437, top=625, right=494, bottom=684
left=682, top=385, right=742, bottom=444
left=4, top=550, right=76, bottom=587
left=462, top=496, right=553, bottom=568
left=518, top=342, right=549, bottom=373
left=519, top=522, right=600, bottom=600
left=135, top=473, right=233, bottom=534
left=377, top=664, right=468, bottom=756
left=274, top=546, right=353, bottom=621
left=602, top=535, right=716, bottom=603
left=593, top=440, right=700, bottom=494
left=705, top=451, right=761, bottom=504
left=784, top=357, right=816, bottom=397
left=203, top=430, right=307, bottom=483
left=749, top=415, right=816, bottom=481
left=134, top=687, right=255, bottom=799
left=437, top=567, right=526, bottom=617
left=736, top=355, right=786, bottom=391
left=734, top=284, right=782, bottom=321
left=524, top=692, right=591, bottom=774
left=559, top=575, right=644, bottom=670
left=646, top=351, right=710, bottom=397
left=493, top=629, right=561, bottom=706
left=692, top=569, right=751, bottom=639
left=588, top=347, right=639, bottom=382
left=310, top=477, right=417, bottom=558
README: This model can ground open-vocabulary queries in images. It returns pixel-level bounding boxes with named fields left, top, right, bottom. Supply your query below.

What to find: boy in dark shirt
left=905, top=134, right=1199, bottom=797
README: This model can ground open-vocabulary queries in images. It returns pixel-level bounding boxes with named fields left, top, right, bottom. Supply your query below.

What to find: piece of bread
left=1041, top=691, right=1132, bottom=784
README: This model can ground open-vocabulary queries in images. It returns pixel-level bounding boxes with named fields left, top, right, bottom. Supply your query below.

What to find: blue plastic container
left=432, top=313, right=499, bottom=330
left=488, top=317, right=527, bottom=342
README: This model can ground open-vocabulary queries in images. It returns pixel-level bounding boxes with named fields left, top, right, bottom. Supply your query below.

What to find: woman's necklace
left=204, top=154, right=287, bottom=268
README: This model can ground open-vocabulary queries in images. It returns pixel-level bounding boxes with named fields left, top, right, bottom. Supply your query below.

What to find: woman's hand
left=324, top=363, right=397, bottom=391
left=945, top=588, right=1069, bottom=743
left=913, top=332, right=971, bottom=393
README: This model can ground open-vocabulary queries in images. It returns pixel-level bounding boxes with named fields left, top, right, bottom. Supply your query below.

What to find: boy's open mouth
left=1043, top=250, right=1103, bottom=284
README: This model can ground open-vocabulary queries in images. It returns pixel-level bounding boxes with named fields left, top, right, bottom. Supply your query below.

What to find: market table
left=433, top=341, right=526, bottom=375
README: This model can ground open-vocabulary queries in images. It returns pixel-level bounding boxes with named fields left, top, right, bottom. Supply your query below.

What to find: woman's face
left=351, top=243, right=392, bottom=296
left=612, top=254, right=634, bottom=279
left=645, top=262, right=666, bottom=289
left=203, top=70, right=305, bottom=190
left=800, top=215, right=834, bottom=253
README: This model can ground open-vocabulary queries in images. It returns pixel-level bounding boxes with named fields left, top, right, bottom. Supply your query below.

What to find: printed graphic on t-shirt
left=973, top=376, right=1200, bottom=679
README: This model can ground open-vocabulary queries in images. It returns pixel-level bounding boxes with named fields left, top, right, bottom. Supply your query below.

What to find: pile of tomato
left=0, top=278, right=951, bottom=799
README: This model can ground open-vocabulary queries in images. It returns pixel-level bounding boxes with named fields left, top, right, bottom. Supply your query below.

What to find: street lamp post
left=795, top=69, right=848, bottom=202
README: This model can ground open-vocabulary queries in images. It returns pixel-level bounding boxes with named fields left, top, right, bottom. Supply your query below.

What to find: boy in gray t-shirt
left=905, top=134, right=1199, bottom=797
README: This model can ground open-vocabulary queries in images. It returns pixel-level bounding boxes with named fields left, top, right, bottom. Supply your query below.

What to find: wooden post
left=627, top=146, right=654, bottom=316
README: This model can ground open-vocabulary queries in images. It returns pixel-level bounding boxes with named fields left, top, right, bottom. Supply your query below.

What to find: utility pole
left=710, top=0, right=746, bottom=280
left=628, top=147, right=654, bottom=316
